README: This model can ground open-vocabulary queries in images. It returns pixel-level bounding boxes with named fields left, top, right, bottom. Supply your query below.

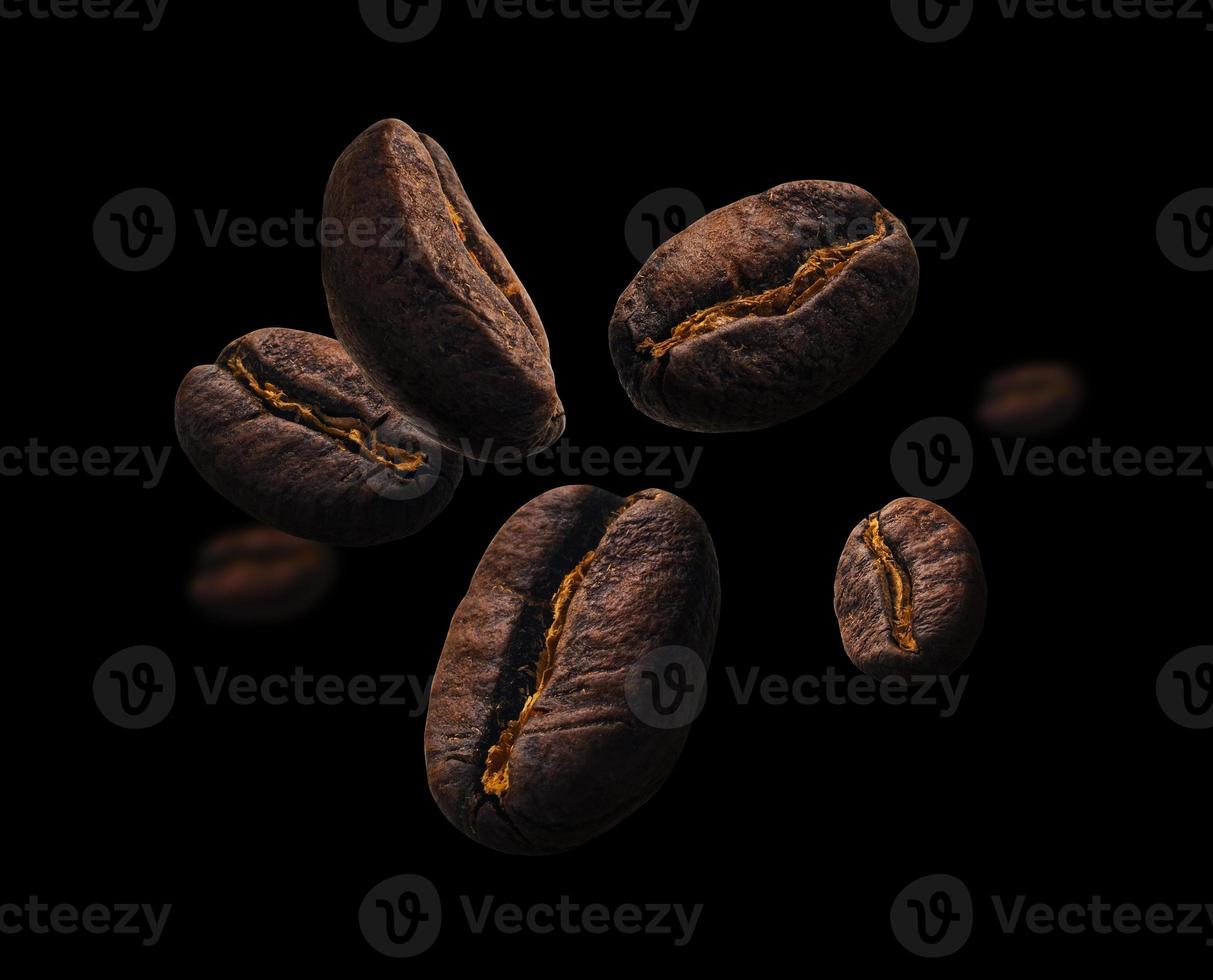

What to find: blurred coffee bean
left=188, top=525, right=338, bottom=624
left=977, top=362, right=1084, bottom=436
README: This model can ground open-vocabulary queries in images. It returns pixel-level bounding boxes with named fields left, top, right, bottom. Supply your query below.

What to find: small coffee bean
left=834, top=497, right=986, bottom=678
left=977, top=362, right=1084, bottom=436
left=188, top=525, right=338, bottom=624
left=175, top=327, right=462, bottom=547
left=424, top=485, right=720, bottom=855
left=610, top=180, right=919, bottom=432
left=322, top=119, right=565, bottom=460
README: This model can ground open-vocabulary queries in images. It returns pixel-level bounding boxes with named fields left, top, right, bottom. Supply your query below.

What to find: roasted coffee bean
left=188, top=525, right=338, bottom=623
left=610, top=180, right=919, bottom=432
left=834, top=497, right=986, bottom=679
left=322, top=119, right=564, bottom=460
left=977, top=361, right=1084, bottom=436
left=175, top=327, right=462, bottom=547
left=425, top=485, right=720, bottom=855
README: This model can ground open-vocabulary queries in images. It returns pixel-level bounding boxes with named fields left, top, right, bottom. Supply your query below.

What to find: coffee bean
left=175, top=327, right=462, bottom=547
left=609, top=180, right=919, bottom=432
left=977, top=362, right=1084, bottom=436
left=322, top=119, right=564, bottom=460
left=834, top=497, right=986, bottom=678
left=188, top=525, right=338, bottom=623
left=424, top=485, right=720, bottom=855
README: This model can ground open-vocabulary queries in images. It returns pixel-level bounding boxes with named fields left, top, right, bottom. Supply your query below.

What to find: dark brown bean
left=424, top=485, right=720, bottom=855
left=977, top=362, right=1084, bottom=436
left=188, top=525, right=338, bottom=623
left=610, top=180, right=919, bottom=432
left=174, top=327, right=462, bottom=547
left=322, top=119, right=564, bottom=460
left=834, top=497, right=986, bottom=678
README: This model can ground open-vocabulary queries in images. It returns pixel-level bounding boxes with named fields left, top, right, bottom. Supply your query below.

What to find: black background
left=3, top=0, right=1210, bottom=969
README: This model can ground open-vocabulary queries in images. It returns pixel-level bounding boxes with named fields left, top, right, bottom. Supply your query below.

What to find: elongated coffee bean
left=425, top=485, right=720, bottom=855
left=610, top=180, right=919, bottom=432
left=175, top=328, right=462, bottom=547
left=834, top=498, right=986, bottom=678
left=322, top=119, right=564, bottom=460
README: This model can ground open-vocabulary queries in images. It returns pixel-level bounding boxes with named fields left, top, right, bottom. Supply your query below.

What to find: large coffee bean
left=834, top=497, right=986, bottom=679
left=175, top=328, right=462, bottom=547
left=425, top=485, right=720, bottom=855
left=610, top=180, right=919, bottom=432
left=322, top=119, right=564, bottom=460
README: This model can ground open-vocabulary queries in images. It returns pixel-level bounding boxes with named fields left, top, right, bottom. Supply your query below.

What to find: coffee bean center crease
left=862, top=514, right=918, bottom=653
left=481, top=549, right=597, bottom=797
left=638, top=210, right=892, bottom=358
left=444, top=196, right=527, bottom=317
left=480, top=496, right=647, bottom=798
left=226, top=353, right=427, bottom=474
